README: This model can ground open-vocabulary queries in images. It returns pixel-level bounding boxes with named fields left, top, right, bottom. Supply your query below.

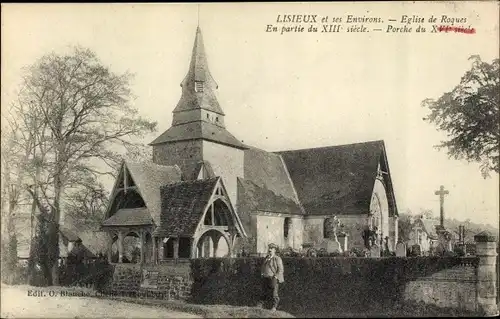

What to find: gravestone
left=396, top=242, right=407, bottom=257
left=370, top=244, right=381, bottom=257
left=338, top=232, right=348, bottom=252
left=411, top=244, right=422, bottom=256
left=319, top=239, right=342, bottom=253
left=435, top=229, right=453, bottom=255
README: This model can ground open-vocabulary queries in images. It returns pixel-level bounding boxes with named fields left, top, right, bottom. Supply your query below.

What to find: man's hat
left=268, top=243, right=279, bottom=250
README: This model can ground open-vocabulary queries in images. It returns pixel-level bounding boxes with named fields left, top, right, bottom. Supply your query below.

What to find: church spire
left=172, top=27, right=225, bottom=118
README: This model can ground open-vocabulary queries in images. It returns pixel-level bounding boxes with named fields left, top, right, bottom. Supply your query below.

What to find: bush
left=189, top=255, right=480, bottom=315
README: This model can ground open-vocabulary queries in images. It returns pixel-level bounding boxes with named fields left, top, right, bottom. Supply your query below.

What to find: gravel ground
left=1, top=285, right=201, bottom=318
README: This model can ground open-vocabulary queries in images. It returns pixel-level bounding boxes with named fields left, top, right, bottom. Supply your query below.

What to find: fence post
left=474, top=231, right=498, bottom=316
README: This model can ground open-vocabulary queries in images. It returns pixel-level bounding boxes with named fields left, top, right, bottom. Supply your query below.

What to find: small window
left=206, top=114, right=209, bottom=119
left=195, top=81, right=204, bottom=92
left=284, top=217, right=291, bottom=239
left=215, top=117, right=219, bottom=122
left=323, top=218, right=331, bottom=239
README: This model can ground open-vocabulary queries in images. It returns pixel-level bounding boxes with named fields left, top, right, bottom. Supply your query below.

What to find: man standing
left=258, top=243, right=284, bottom=311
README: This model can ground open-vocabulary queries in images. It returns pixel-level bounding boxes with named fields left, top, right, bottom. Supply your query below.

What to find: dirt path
left=1, top=285, right=201, bottom=318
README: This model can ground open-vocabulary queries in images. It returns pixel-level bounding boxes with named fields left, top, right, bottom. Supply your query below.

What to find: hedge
left=189, top=256, right=480, bottom=316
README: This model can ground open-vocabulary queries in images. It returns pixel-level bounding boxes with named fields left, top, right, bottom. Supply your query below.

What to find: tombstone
left=435, top=229, right=453, bottom=255
left=395, top=242, right=407, bottom=257
left=338, top=232, right=348, bottom=252
left=319, top=238, right=342, bottom=254
left=370, top=244, right=381, bottom=257
left=411, top=244, right=422, bottom=256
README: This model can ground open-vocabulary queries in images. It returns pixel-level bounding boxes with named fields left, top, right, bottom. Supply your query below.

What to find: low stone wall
left=103, top=261, right=192, bottom=300
left=403, top=260, right=478, bottom=312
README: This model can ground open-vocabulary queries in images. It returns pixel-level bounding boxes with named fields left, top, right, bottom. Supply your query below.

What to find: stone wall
left=104, top=262, right=193, bottom=300
left=403, top=261, right=478, bottom=312
left=152, top=140, right=203, bottom=179
left=202, top=140, right=244, bottom=208
left=255, top=214, right=286, bottom=253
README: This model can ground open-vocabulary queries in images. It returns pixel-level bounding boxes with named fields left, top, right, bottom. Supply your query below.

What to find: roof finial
left=197, top=4, right=200, bottom=27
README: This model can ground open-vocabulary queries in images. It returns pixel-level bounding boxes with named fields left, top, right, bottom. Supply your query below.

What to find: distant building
left=407, top=215, right=440, bottom=254
left=101, top=27, right=400, bottom=262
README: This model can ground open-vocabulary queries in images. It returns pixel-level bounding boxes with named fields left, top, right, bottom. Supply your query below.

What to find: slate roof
left=121, top=160, right=182, bottom=225
left=237, top=178, right=303, bottom=215
left=149, top=121, right=247, bottom=149
left=277, top=140, right=398, bottom=216
left=152, top=178, right=219, bottom=237
left=174, top=27, right=224, bottom=115
left=243, top=146, right=303, bottom=210
left=102, top=208, right=153, bottom=227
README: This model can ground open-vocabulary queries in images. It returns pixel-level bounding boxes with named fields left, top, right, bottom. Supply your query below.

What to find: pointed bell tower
left=150, top=27, right=247, bottom=204
left=171, top=27, right=226, bottom=127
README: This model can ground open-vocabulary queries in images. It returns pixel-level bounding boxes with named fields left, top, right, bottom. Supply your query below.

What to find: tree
left=397, top=211, right=415, bottom=243
left=12, top=46, right=157, bottom=285
left=65, top=180, right=109, bottom=228
left=422, top=55, right=499, bottom=178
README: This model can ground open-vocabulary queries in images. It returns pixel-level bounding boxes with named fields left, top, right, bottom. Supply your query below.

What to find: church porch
left=152, top=177, right=246, bottom=261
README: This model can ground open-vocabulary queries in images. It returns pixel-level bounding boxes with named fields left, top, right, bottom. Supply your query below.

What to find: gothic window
left=284, top=217, right=291, bottom=239
left=195, top=81, right=204, bottom=93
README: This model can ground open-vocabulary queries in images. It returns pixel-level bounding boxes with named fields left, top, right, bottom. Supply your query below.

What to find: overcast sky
left=2, top=2, right=498, bottom=227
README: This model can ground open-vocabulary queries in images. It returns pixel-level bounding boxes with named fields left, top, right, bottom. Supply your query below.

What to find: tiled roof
left=124, top=160, right=182, bottom=225
left=277, top=140, right=398, bottom=216
left=153, top=178, right=219, bottom=237
left=243, top=146, right=302, bottom=211
left=237, top=178, right=304, bottom=235
left=102, top=208, right=153, bottom=227
left=173, top=27, right=224, bottom=115
left=149, top=121, right=247, bottom=149
left=237, top=178, right=303, bottom=215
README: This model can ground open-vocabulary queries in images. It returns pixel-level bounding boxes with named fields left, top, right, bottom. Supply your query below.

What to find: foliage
left=64, top=179, right=109, bottom=227
left=0, top=232, right=19, bottom=284
left=399, top=210, right=499, bottom=245
left=422, top=56, right=499, bottom=178
left=189, top=256, right=479, bottom=316
left=398, top=212, right=414, bottom=243
left=5, top=46, right=157, bottom=284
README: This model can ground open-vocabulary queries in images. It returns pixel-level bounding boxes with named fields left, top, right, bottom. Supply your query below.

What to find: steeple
left=172, top=27, right=225, bottom=120
left=150, top=27, right=246, bottom=150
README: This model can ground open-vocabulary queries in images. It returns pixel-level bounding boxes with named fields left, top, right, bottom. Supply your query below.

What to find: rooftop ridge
left=160, top=177, right=220, bottom=189
left=275, top=139, right=385, bottom=154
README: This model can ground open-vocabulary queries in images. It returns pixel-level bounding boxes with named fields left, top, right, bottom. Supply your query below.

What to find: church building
left=101, top=27, right=399, bottom=263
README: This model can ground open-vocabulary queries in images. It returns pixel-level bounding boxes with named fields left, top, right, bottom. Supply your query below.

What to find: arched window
left=284, top=217, right=291, bottom=239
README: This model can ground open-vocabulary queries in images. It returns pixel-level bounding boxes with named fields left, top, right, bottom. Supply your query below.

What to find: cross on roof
left=434, top=185, right=449, bottom=227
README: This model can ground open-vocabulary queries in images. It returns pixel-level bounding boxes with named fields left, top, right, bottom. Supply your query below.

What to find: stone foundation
left=106, top=262, right=192, bottom=300
left=403, top=263, right=478, bottom=312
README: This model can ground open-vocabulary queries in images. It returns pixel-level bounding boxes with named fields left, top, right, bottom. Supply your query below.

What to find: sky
left=1, top=2, right=499, bottom=227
